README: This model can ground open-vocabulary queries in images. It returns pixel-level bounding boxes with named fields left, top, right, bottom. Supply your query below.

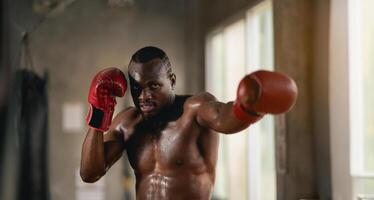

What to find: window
left=205, top=1, right=275, bottom=199
left=330, top=0, right=374, bottom=199
left=349, top=0, right=374, bottom=198
left=207, top=19, right=248, bottom=200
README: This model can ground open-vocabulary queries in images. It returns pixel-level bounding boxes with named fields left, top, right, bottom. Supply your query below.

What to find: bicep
left=102, top=107, right=137, bottom=169
left=196, top=101, right=250, bottom=134
left=196, top=101, right=224, bottom=127
left=103, top=129, right=125, bottom=170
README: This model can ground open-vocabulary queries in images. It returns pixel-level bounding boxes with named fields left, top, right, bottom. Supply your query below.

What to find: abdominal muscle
left=135, top=170, right=213, bottom=200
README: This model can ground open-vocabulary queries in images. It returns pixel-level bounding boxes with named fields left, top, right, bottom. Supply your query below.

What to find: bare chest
left=125, top=120, right=206, bottom=175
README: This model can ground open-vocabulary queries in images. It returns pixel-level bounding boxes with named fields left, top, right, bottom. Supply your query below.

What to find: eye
left=150, top=84, right=161, bottom=90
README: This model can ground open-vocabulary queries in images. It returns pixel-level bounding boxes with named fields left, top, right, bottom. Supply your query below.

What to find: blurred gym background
left=1, top=0, right=373, bottom=199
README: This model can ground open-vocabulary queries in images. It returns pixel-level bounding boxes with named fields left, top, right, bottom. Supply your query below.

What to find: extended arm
left=196, top=70, right=298, bottom=134
left=196, top=96, right=257, bottom=134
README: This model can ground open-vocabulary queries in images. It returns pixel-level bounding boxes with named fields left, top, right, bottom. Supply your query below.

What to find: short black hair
left=131, top=46, right=172, bottom=76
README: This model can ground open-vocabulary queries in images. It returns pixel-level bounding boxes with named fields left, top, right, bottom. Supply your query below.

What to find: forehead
left=128, top=58, right=168, bottom=82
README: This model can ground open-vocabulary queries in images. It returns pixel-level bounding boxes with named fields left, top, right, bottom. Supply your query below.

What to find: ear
left=169, top=73, right=176, bottom=90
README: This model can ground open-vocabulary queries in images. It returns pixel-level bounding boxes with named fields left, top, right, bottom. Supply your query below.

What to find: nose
left=139, top=88, right=152, bottom=101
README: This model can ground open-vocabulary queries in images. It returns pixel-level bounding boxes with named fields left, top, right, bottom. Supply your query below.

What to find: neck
left=158, top=94, right=177, bottom=119
left=144, top=94, right=180, bottom=122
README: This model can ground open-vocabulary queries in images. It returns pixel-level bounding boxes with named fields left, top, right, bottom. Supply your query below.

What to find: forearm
left=80, top=128, right=106, bottom=182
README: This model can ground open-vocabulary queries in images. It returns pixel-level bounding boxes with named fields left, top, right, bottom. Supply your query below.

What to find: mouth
left=139, top=101, right=157, bottom=113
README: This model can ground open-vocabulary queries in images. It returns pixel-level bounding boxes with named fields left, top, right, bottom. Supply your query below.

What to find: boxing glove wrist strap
left=86, top=104, right=113, bottom=132
left=232, top=100, right=263, bottom=124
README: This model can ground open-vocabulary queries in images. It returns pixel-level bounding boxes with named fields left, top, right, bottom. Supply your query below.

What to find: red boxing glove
left=233, top=70, right=298, bottom=123
left=86, top=68, right=127, bottom=132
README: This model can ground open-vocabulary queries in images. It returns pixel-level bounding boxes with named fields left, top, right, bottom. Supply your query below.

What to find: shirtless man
left=80, top=46, right=298, bottom=199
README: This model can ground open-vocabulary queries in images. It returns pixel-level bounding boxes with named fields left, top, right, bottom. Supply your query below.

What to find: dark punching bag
left=17, top=69, right=50, bottom=200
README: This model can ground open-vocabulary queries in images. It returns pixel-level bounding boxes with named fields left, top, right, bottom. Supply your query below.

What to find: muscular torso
left=119, top=96, right=219, bottom=200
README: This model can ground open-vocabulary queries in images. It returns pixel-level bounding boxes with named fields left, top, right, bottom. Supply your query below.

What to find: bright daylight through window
left=206, top=1, right=275, bottom=200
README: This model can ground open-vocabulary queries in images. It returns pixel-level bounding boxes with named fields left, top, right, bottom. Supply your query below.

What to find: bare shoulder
left=110, top=106, right=141, bottom=130
left=116, top=106, right=139, bottom=119
left=184, top=92, right=217, bottom=110
left=106, top=106, right=141, bottom=142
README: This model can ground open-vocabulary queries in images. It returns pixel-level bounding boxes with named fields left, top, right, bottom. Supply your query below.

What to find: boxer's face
left=128, top=58, right=175, bottom=118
